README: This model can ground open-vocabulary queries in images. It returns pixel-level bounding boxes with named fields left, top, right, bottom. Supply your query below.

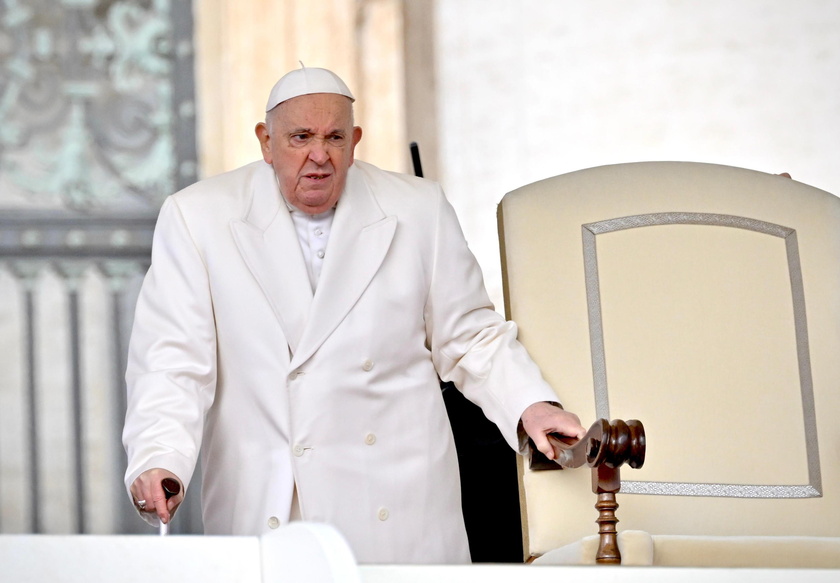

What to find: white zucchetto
left=265, top=66, right=355, bottom=112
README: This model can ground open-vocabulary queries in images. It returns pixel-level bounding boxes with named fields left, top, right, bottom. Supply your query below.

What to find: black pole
left=410, top=142, right=424, bottom=178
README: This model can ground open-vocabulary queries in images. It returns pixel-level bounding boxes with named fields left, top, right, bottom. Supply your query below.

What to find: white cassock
left=123, top=159, right=558, bottom=563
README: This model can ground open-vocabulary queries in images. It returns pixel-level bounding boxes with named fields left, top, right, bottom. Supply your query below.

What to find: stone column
left=195, top=0, right=411, bottom=177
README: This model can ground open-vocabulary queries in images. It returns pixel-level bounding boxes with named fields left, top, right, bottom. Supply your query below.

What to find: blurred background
left=1, top=0, right=837, bottom=538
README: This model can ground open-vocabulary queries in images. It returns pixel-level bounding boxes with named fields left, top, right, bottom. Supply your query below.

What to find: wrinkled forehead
left=270, top=93, right=355, bottom=130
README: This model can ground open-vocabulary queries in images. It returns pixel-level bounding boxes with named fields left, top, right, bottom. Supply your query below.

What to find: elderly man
left=123, top=66, right=584, bottom=564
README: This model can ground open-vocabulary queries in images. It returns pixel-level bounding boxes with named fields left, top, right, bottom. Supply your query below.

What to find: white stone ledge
left=2, top=528, right=838, bottom=583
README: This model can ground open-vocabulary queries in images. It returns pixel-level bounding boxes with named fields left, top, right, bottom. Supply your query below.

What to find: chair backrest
left=498, top=162, right=840, bottom=559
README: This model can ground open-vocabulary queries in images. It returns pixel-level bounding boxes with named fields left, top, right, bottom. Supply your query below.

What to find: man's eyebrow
left=287, top=127, right=346, bottom=135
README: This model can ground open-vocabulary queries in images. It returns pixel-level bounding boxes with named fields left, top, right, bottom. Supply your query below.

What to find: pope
left=123, top=65, right=585, bottom=564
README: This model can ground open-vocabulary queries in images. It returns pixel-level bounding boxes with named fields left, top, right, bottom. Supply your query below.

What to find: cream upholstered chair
left=498, top=162, right=840, bottom=567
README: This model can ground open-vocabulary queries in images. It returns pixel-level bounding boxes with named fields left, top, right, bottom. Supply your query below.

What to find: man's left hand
left=521, top=402, right=586, bottom=461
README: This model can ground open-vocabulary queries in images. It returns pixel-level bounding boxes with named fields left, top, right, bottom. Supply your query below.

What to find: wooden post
left=593, top=464, right=622, bottom=564
left=594, top=492, right=621, bottom=564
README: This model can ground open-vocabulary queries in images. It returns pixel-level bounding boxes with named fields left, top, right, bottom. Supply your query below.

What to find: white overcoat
left=123, top=160, right=558, bottom=563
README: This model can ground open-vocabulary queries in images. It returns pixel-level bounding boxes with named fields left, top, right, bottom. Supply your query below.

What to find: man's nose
left=308, top=140, right=330, bottom=164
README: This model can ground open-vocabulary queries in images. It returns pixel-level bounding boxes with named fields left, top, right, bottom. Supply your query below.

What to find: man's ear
left=349, top=126, right=363, bottom=164
left=255, top=122, right=271, bottom=163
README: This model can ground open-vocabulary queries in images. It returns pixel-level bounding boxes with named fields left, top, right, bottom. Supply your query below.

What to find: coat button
left=268, top=516, right=280, bottom=529
left=377, top=507, right=390, bottom=521
left=293, top=444, right=305, bottom=457
left=289, top=371, right=303, bottom=380
left=364, top=433, right=376, bottom=445
left=362, top=359, right=374, bottom=371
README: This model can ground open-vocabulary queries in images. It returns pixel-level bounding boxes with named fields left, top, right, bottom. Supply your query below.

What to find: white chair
left=498, top=162, right=840, bottom=567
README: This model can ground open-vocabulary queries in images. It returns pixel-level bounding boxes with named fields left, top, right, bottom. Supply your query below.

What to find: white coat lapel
left=230, top=163, right=313, bottom=355
left=291, top=164, right=397, bottom=369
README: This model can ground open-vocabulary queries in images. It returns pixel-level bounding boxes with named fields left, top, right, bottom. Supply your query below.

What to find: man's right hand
left=130, top=468, right=184, bottom=524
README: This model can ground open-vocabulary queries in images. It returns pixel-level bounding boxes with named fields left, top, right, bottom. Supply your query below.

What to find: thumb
left=531, top=432, right=556, bottom=461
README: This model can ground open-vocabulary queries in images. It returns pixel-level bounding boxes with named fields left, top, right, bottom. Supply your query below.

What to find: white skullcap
left=265, top=66, right=355, bottom=112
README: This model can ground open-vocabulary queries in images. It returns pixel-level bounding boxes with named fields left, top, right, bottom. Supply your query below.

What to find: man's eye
left=291, top=134, right=311, bottom=143
left=328, top=134, right=345, bottom=143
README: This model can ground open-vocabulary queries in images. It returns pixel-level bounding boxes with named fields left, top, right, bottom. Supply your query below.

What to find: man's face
left=255, top=93, right=362, bottom=215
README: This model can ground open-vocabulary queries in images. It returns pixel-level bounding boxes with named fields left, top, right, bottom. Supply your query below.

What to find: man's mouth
left=304, top=173, right=331, bottom=181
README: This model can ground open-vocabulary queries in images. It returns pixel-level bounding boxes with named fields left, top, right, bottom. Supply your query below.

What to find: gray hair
left=264, top=97, right=355, bottom=133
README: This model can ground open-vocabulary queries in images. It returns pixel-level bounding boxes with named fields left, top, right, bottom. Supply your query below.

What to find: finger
left=166, top=489, right=184, bottom=515
left=131, top=483, right=151, bottom=513
left=162, top=477, right=183, bottom=519
left=562, top=418, right=586, bottom=440
left=150, top=482, right=171, bottom=524
left=532, top=433, right=556, bottom=460
left=559, top=413, right=586, bottom=440
left=130, top=479, right=145, bottom=504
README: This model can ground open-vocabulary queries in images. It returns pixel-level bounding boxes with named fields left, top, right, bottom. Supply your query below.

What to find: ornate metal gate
left=0, top=0, right=199, bottom=534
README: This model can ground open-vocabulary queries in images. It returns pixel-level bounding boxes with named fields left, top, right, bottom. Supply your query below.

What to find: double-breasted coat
left=123, top=160, right=557, bottom=563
